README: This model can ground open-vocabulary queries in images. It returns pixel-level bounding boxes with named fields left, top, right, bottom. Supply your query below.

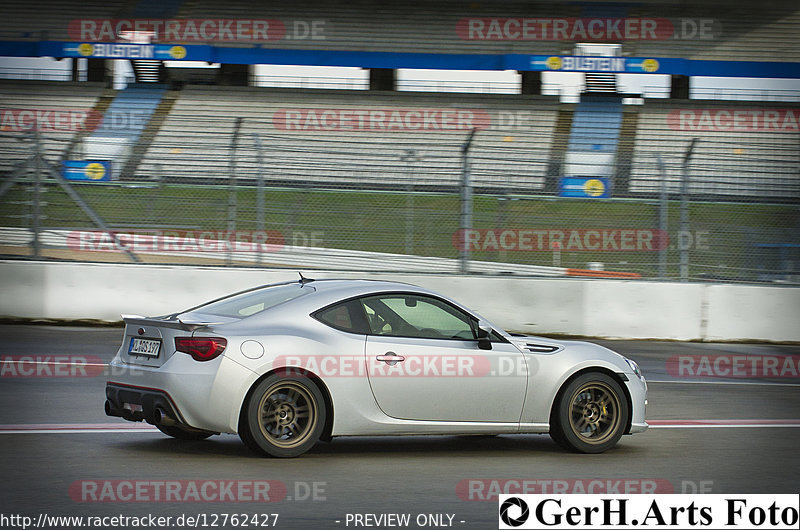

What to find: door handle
left=376, top=351, right=405, bottom=365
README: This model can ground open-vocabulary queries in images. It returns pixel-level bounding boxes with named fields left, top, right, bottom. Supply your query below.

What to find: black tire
left=240, top=374, right=326, bottom=458
left=550, top=372, right=629, bottom=454
left=155, top=424, right=214, bottom=441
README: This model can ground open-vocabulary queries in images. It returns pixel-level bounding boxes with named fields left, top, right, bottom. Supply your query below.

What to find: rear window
left=313, top=299, right=370, bottom=334
left=190, top=284, right=314, bottom=319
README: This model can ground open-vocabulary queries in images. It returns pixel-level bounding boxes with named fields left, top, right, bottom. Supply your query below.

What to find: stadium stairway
left=120, top=90, right=179, bottom=179
left=545, top=106, right=575, bottom=193
left=614, top=109, right=640, bottom=195
left=63, top=87, right=116, bottom=160
left=83, top=84, right=167, bottom=177
left=564, top=96, right=624, bottom=178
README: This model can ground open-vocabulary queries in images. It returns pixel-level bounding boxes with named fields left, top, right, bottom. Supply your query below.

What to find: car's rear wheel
left=241, top=374, right=325, bottom=458
left=550, top=372, right=629, bottom=454
left=155, top=424, right=214, bottom=441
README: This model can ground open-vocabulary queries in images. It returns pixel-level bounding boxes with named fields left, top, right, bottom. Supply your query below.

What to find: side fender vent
left=524, top=343, right=561, bottom=354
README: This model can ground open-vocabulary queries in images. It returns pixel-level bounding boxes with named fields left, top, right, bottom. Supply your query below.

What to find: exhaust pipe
left=153, top=407, right=177, bottom=427
left=105, top=400, right=121, bottom=418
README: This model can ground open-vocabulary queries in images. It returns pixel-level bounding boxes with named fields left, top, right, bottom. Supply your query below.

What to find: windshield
left=185, top=284, right=314, bottom=319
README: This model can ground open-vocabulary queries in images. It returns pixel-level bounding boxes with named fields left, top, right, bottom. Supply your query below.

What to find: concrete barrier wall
left=1, top=260, right=797, bottom=342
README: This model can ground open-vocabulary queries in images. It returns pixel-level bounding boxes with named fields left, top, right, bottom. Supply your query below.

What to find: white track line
left=648, top=419, right=800, bottom=429
left=649, top=424, right=800, bottom=429
left=4, top=429, right=158, bottom=434
left=647, top=380, right=800, bottom=387
left=0, top=423, right=158, bottom=434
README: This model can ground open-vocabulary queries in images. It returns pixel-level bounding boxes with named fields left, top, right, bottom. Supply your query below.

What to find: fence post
left=459, top=129, right=477, bottom=274
left=253, top=133, right=265, bottom=265
left=656, top=154, right=668, bottom=279
left=227, top=117, right=242, bottom=266
left=680, top=138, right=698, bottom=282
left=32, top=128, right=42, bottom=258
left=402, top=149, right=418, bottom=255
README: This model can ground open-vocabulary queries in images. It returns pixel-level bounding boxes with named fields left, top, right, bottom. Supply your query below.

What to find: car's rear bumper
left=105, top=382, right=183, bottom=425
left=106, top=353, right=258, bottom=434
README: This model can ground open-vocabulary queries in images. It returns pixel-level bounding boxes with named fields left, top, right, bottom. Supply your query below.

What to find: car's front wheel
left=550, top=372, right=629, bottom=454
left=240, top=374, right=326, bottom=458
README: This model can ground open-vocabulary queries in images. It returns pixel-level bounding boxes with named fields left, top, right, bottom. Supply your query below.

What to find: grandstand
left=0, top=80, right=106, bottom=171
left=629, top=99, right=800, bottom=198
left=135, top=85, right=559, bottom=190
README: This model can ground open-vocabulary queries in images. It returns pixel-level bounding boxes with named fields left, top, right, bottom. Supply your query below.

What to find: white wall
left=0, top=260, right=797, bottom=342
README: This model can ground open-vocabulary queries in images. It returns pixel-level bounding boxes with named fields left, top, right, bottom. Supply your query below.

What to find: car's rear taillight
left=175, top=337, right=227, bottom=362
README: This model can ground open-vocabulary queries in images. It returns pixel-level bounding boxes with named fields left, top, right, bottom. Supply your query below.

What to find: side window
left=314, top=300, right=369, bottom=334
left=360, top=294, right=476, bottom=340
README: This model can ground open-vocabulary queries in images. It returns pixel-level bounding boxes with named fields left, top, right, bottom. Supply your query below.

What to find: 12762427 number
left=177, top=513, right=279, bottom=527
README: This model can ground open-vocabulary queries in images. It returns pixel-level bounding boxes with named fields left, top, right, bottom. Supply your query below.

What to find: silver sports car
left=105, top=277, right=647, bottom=457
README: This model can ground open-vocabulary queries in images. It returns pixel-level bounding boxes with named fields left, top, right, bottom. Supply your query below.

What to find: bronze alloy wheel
left=257, top=380, right=318, bottom=448
left=567, top=381, right=622, bottom=445
left=550, top=372, right=629, bottom=454
left=242, top=374, right=326, bottom=458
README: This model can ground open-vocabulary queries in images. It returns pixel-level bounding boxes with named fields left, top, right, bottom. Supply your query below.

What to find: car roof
left=288, top=278, right=435, bottom=307
left=214, top=278, right=449, bottom=318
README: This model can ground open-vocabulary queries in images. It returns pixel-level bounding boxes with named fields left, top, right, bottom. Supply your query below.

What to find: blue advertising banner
left=526, top=55, right=684, bottom=75
left=56, top=42, right=202, bottom=61
left=2, top=41, right=798, bottom=78
left=62, top=160, right=112, bottom=182
left=559, top=177, right=611, bottom=198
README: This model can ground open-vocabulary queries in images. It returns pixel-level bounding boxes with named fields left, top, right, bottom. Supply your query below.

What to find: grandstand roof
left=0, top=0, right=799, bottom=65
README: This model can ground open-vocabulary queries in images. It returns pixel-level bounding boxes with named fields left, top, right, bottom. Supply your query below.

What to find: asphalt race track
left=0, top=325, right=798, bottom=529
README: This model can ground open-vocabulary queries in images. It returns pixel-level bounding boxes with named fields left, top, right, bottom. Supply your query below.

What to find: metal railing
left=639, top=84, right=800, bottom=102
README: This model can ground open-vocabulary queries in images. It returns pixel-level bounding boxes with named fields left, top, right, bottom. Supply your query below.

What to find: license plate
left=129, top=338, right=161, bottom=358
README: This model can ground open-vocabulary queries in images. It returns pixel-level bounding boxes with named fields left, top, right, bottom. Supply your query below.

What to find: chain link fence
left=0, top=87, right=798, bottom=283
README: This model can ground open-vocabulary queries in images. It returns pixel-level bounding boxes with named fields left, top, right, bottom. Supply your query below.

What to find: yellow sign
left=169, top=46, right=187, bottom=59
left=77, top=43, right=94, bottom=56
left=85, top=162, right=107, bottom=180
left=584, top=178, right=606, bottom=197
left=642, top=59, right=660, bottom=73
left=545, top=56, right=563, bottom=70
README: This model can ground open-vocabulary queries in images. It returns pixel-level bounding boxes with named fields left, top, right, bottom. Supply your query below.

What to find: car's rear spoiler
left=121, top=314, right=228, bottom=332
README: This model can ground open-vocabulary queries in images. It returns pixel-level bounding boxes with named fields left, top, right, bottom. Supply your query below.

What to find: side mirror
left=476, top=320, right=492, bottom=350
